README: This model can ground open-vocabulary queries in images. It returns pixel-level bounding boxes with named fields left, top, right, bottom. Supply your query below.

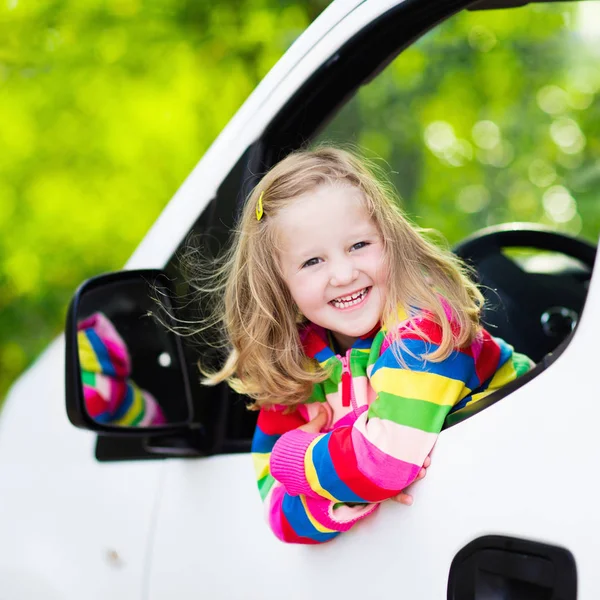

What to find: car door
left=141, top=0, right=599, bottom=598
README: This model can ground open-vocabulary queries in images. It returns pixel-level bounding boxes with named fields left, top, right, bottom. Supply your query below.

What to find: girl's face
left=276, top=184, right=389, bottom=353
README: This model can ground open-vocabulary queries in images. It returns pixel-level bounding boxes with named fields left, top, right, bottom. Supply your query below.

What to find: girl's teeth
left=331, top=288, right=367, bottom=308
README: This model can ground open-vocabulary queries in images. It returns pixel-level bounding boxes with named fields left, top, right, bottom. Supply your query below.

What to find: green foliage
left=0, top=0, right=327, bottom=404
left=319, top=3, right=600, bottom=244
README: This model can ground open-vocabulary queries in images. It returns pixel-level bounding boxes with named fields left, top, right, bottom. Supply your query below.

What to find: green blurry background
left=0, top=0, right=328, bottom=404
left=1, top=0, right=600, bottom=405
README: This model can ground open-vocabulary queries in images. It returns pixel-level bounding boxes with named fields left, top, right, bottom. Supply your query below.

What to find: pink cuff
left=270, top=429, right=320, bottom=497
left=322, top=499, right=379, bottom=530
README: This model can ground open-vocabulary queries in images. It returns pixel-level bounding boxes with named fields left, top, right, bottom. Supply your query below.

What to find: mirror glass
left=76, top=275, right=191, bottom=428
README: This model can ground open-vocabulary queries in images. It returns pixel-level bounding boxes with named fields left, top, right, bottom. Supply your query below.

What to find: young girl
left=202, top=146, right=533, bottom=545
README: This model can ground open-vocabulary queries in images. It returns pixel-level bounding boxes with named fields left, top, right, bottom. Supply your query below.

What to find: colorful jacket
left=251, top=307, right=533, bottom=544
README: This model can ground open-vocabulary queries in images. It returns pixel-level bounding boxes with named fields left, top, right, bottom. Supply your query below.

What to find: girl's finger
left=423, top=455, right=431, bottom=468
left=392, top=493, right=413, bottom=506
left=298, top=406, right=328, bottom=432
left=313, top=407, right=328, bottom=427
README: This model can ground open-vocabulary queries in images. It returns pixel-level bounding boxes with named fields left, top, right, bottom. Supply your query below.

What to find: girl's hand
left=391, top=453, right=432, bottom=506
left=298, top=406, right=329, bottom=433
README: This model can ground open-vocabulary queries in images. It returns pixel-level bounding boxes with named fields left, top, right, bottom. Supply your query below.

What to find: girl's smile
left=276, top=184, right=388, bottom=353
left=329, top=286, right=370, bottom=310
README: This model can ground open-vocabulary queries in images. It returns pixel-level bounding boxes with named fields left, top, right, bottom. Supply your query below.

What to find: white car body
left=1, top=0, right=595, bottom=598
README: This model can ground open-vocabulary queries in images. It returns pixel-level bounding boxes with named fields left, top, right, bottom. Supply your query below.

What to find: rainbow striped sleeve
left=252, top=407, right=377, bottom=544
left=270, top=319, right=529, bottom=503
left=447, top=335, right=534, bottom=423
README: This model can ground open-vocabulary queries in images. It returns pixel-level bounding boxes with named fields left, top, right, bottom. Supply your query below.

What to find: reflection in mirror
left=76, top=276, right=190, bottom=429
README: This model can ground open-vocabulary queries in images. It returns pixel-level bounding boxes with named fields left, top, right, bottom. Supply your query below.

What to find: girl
left=201, top=146, right=533, bottom=544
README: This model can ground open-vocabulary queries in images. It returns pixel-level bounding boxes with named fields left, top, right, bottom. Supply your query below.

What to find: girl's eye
left=302, top=257, right=321, bottom=268
left=351, top=241, right=369, bottom=251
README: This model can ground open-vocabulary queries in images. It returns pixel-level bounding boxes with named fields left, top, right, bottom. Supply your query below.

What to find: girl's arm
left=252, top=407, right=377, bottom=544
left=269, top=318, right=531, bottom=504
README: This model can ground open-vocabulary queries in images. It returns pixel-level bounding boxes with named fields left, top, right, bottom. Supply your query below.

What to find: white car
left=1, top=0, right=597, bottom=598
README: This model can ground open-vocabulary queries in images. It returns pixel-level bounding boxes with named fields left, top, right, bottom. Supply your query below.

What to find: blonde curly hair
left=195, top=146, right=483, bottom=409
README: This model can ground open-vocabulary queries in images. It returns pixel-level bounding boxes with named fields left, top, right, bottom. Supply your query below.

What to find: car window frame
left=95, top=0, right=584, bottom=459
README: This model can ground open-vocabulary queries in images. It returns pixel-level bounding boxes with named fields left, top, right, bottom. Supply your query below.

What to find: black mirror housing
left=65, top=269, right=195, bottom=436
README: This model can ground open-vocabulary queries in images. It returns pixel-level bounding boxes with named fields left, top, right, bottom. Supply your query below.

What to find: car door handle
left=447, top=535, right=576, bottom=599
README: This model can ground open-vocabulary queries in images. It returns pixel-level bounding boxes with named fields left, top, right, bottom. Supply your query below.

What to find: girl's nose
left=329, top=260, right=358, bottom=287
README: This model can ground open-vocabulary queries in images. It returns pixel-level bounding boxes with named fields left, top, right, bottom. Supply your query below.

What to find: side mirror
left=65, top=269, right=194, bottom=435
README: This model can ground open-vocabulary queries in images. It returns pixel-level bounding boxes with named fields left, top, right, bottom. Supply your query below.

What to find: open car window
left=97, top=0, right=600, bottom=459
left=170, top=0, right=599, bottom=448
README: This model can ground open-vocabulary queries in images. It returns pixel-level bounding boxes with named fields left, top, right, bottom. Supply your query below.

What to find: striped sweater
left=251, top=308, right=533, bottom=544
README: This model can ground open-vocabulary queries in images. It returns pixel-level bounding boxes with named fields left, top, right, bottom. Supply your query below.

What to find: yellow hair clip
left=256, top=191, right=264, bottom=221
